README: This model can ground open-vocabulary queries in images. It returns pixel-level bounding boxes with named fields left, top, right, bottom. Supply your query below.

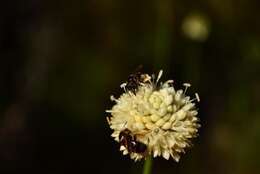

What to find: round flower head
left=106, top=70, right=200, bottom=162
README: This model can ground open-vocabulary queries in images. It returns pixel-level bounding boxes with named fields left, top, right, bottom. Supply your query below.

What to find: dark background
left=0, top=0, right=260, bottom=174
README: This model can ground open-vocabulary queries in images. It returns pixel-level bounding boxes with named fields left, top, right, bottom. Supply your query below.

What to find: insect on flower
left=119, top=129, right=147, bottom=155
left=106, top=69, right=200, bottom=161
left=120, top=68, right=151, bottom=93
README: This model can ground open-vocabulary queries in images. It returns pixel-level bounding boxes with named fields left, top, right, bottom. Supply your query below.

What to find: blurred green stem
left=142, top=156, right=153, bottom=174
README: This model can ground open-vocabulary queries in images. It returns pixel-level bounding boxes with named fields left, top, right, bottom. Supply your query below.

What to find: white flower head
left=106, top=70, right=200, bottom=162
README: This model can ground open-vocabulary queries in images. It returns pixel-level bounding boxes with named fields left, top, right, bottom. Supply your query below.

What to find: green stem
left=142, top=156, right=153, bottom=174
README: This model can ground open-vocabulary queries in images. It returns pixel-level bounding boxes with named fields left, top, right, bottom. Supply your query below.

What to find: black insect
left=119, top=129, right=147, bottom=154
left=125, top=71, right=143, bottom=92
left=125, top=67, right=150, bottom=93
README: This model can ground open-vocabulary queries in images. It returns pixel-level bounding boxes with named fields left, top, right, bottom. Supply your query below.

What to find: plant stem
left=142, top=156, right=153, bottom=174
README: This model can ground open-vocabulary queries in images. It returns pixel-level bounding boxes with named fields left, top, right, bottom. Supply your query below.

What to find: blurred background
left=0, top=0, right=260, bottom=174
